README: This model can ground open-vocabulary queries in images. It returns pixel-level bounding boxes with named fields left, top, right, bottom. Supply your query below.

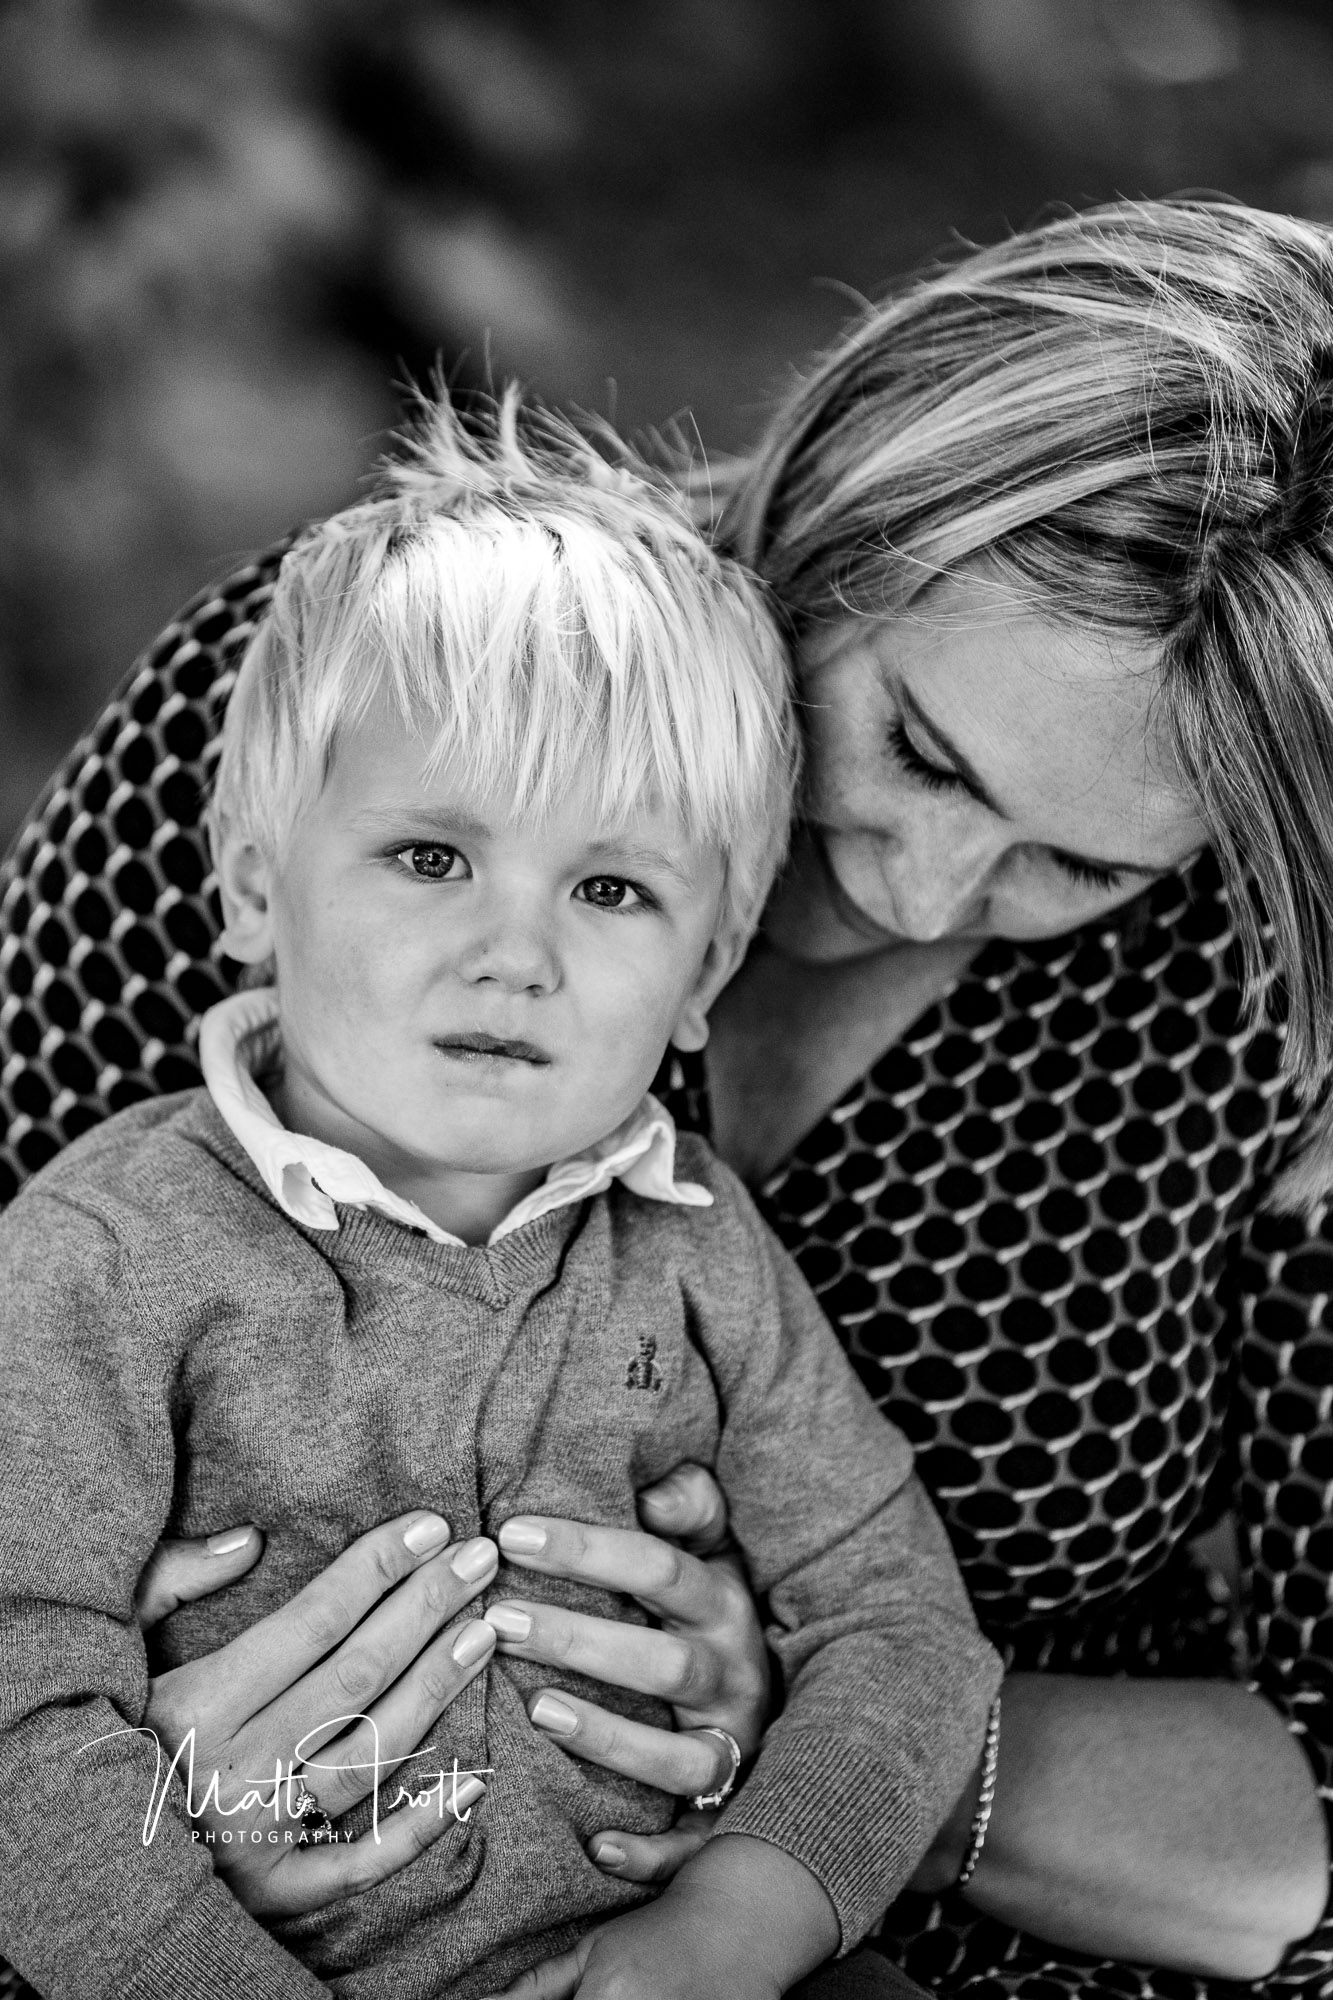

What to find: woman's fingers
left=181, top=1511, right=457, bottom=1728
left=635, top=1462, right=731, bottom=1555
left=265, top=1537, right=500, bottom=1760
left=296, top=1617, right=497, bottom=1817
left=485, top=1596, right=719, bottom=1709
left=525, top=1688, right=732, bottom=1799
left=488, top=1549, right=768, bottom=1752
left=586, top=1814, right=715, bottom=1885
left=133, top=1525, right=263, bottom=1630
left=495, top=1517, right=734, bottom=1633
left=249, top=1775, right=487, bottom=1918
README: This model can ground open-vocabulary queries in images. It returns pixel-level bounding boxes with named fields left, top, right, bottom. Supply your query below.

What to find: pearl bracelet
left=955, top=1693, right=1002, bottom=1891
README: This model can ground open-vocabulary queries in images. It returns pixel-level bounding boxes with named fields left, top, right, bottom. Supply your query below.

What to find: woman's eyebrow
left=900, top=685, right=1160, bottom=880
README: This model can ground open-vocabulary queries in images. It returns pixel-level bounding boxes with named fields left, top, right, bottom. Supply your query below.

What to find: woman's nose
left=886, top=815, right=998, bottom=941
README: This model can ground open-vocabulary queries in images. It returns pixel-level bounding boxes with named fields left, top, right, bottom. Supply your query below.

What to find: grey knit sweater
left=0, top=1091, right=1000, bottom=2000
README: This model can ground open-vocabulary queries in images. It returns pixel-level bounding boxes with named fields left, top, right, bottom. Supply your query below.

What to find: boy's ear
left=213, top=829, right=277, bottom=965
left=671, top=923, right=749, bottom=1053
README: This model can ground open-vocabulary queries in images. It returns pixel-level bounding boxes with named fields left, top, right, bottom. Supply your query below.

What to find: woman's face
left=765, top=566, right=1208, bottom=962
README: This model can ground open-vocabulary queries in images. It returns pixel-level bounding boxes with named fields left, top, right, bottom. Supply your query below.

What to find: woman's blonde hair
left=724, top=196, right=1333, bottom=1207
left=212, top=390, right=798, bottom=942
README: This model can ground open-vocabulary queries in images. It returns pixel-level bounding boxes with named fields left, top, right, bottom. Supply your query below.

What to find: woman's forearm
left=935, top=1673, right=1328, bottom=1979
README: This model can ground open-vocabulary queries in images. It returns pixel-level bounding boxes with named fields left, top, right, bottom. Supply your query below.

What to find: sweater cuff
left=119, top=1876, right=329, bottom=2000
left=711, top=1727, right=924, bottom=1952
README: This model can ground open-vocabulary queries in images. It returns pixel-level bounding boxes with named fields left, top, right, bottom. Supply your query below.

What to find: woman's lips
left=433, top=1033, right=550, bottom=1065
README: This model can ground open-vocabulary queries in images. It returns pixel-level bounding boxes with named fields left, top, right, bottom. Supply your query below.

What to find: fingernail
left=450, top=1537, right=498, bottom=1583
left=498, top=1519, right=546, bottom=1555
left=451, top=1774, right=486, bottom=1815
left=530, top=1693, right=578, bottom=1736
left=451, top=1619, right=495, bottom=1668
left=484, top=1605, right=532, bottom=1641
left=591, top=1837, right=626, bottom=1868
left=403, top=1512, right=450, bottom=1555
left=207, top=1526, right=255, bottom=1556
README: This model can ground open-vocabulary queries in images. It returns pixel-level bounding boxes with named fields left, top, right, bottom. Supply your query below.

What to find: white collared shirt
left=197, top=987, right=712, bottom=1249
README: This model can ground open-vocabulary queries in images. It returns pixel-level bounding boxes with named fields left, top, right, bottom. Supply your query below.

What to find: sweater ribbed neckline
left=182, top=1090, right=585, bottom=1307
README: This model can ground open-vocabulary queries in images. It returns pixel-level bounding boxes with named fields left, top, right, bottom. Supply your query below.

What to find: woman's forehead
left=834, top=571, right=1205, bottom=874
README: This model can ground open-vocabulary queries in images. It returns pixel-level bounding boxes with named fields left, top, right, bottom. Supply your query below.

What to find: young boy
left=0, top=398, right=999, bottom=1999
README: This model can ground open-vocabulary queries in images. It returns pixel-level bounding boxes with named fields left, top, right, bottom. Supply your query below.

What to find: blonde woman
left=1, top=197, right=1331, bottom=1998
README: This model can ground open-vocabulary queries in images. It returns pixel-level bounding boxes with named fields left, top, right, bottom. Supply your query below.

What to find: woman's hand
left=139, top=1509, right=498, bottom=1919
left=484, top=1464, right=771, bottom=1886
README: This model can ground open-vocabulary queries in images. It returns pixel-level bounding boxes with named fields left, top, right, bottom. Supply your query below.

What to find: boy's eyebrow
left=349, top=807, right=495, bottom=842
left=580, top=839, right=699, bottom=887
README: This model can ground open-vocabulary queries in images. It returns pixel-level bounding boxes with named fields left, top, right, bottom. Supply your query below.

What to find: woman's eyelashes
left=887, top=717, right=961, bottom=794
left=888, top=716, right=1123, bottom=896
left=1051, top=853, right=1122, bottom=894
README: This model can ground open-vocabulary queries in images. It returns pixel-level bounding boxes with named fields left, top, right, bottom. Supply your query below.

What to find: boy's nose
left=456, top=912, right=560, bottom=996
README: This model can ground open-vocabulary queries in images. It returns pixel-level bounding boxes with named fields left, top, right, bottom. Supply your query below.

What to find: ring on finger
left=688, top=1726, right=743, bottom=1811
left=292, top=1778, right=336, bottom=1844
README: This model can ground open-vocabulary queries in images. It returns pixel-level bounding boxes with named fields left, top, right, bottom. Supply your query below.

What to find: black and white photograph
left=2, top=4, right=1333, bottom=1996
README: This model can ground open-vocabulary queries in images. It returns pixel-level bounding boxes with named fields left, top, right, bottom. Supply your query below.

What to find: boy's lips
left=433, top=1032, right=551, bottom=1065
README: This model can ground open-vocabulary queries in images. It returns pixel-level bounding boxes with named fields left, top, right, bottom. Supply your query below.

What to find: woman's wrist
left=954, top=1693, right=1001, bottom=1889
left=904, top=1703, right=994, bottom=1895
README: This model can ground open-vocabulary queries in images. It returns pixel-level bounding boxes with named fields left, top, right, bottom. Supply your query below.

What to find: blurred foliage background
left=5, top=0, right=1333, bottom=848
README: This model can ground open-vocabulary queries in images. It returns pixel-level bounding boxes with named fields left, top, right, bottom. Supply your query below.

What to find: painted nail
left=484, top=1605, right=532, bottom=1641
left=450, top=1537, right=498, bottom=1583
left=498, top=1519, right=547, bottom=1555
left=206, top=1526, right=256, bottom=1556
left=530, top=1693, right=579, bottom=1737
left=451, top=1619, right=495, bottom=1668
left=591, top=1837, right=626, bottom=1868
left=403, top=1512, right=451, bottom=1555
left=451, top=1774, right=486, bottom=1816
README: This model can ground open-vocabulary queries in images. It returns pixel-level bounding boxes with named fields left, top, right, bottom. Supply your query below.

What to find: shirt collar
left=197, top=987, right=711, bottom=1249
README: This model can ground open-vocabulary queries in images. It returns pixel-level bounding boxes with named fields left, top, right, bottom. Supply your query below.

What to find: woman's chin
left=762, top=851, right=905, bottom=961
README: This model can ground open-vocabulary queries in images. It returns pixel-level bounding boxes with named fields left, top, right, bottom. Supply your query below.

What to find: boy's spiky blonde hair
left=211, top=390, right=799, bottom=940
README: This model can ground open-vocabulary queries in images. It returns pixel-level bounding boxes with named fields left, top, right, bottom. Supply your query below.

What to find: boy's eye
left=395, top=844, right=467, bottom=881
left=576, top=876, right=644, bottom=911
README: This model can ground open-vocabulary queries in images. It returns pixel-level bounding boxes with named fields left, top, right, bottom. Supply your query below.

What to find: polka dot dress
left=1, top=549, right=1332, bottom=1999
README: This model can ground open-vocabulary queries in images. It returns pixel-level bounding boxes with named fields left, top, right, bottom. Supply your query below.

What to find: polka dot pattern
left=0, top=548, right=290, bottom=1200
left=2, top=548, right=1332, bottom=1996
left=667, top=896, right=1333, bottom=1987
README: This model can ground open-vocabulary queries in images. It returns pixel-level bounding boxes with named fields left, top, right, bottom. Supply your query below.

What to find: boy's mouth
left=434, top=1033, right=550, bottom=1065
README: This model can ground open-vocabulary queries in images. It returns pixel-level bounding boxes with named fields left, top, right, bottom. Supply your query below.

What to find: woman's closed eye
left=888, top=716, right=964, bottom=795
left=890, top=719, right=1124, bottom=894
left=393, top=843, right=470, bottom=881
left=574, top=875, right=654, bottom=912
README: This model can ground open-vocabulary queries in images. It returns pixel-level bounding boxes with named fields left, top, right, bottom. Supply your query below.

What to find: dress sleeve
left=1232, top=1182, right=1333, bottom=1977
left=685, top=1161, right=1003, bottom=1952
left=0, top=1186, right=327, bottom=1999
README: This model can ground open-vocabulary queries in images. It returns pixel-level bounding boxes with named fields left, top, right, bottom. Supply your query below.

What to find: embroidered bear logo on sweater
left=625, top=1334, right=662, bottom=1392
